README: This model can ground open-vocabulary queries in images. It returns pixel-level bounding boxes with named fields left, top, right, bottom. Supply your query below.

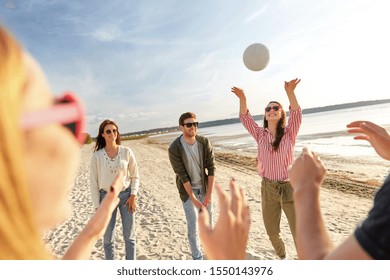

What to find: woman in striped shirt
left=231, top=78, right=302, bottom=259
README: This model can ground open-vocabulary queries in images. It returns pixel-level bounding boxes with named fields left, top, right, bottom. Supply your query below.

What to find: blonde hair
left=0, top=26, right=50, bottom=259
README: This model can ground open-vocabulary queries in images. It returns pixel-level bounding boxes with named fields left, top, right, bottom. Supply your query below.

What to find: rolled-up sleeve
left=127, top=149, right=140, bottom=196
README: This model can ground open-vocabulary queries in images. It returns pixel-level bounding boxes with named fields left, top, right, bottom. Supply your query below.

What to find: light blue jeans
left=99, top=188, right=136, bottom=260
left=182, top=188, right=213, bottom=260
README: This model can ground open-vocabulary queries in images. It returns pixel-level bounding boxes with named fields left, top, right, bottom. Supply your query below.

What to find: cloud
left=243, top=5, right=269, bottom=24
left=4, top=0, right=390, bottom=135
left=91, top=25, right=122, bottom=42
left=5, top=0, right=15, bottom=9
left=117, top=111, right=159, bottom=121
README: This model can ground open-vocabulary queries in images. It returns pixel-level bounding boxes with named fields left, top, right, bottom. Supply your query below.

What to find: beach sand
left=44, top=136, right=390, bottom=260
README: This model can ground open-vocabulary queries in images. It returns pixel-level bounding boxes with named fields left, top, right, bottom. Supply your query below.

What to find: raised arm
left=289, top=148, right=372, bottom=259
left=288, top=147, right=332, bottom=259
left=231, top=86, right=248, bottom=115
left=284, top=78, right=301, bottom=111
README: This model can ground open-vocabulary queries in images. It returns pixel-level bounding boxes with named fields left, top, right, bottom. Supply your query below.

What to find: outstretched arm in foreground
left=198, top=179, right=251, bottom=260
left=289, top=148, right=371, bottom=259
left=288, top=148, right=330, bottom=259
left=347, top=121, right=390, bottom=160
left=62, top=172, right=123, bottom=259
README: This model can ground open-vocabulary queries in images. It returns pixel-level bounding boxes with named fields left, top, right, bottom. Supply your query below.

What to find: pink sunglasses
left=21, top=92, right=86, bottom=145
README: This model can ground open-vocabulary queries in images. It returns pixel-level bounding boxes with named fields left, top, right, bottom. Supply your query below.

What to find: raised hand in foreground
left=198, top=179, right=251, bottom=260
left=347, top=121, right=390, bottom=160
left=289, top=147, right=326, bottom=199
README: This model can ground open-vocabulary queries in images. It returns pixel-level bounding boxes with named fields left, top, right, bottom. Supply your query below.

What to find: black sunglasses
left=105, top=129, right=117, bottom=135
left=265, top=105, right=280, bottom=112
left=182, top=122, right=199, bottom=128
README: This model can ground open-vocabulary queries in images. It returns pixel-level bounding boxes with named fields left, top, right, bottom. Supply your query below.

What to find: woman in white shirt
left=90, top=119, right=140, bottom=260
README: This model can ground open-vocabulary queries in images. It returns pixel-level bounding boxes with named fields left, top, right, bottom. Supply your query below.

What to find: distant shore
left=122, top=99, right=390, bottom=137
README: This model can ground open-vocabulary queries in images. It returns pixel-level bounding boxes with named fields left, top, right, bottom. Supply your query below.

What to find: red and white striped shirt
left=240, top=108, right=302, bottom=181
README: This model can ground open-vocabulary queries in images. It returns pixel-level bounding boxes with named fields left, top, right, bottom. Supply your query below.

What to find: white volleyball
left=243, top=43, right=270, bottom=71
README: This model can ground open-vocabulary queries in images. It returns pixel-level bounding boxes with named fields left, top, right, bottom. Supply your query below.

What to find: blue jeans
left=182, top=189, right=213, bottom=260
left=99, top=188, right=136, bottom=260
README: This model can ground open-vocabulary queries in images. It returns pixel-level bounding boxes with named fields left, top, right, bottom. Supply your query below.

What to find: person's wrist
left=293, top=183, right=320, bottom=199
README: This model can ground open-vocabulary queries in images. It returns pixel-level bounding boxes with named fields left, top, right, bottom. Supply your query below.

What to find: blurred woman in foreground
left=0, top=25, right=120, bottom=259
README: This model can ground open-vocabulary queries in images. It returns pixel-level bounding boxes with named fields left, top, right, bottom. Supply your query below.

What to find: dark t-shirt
left=354, top=173, right=390, bottom=259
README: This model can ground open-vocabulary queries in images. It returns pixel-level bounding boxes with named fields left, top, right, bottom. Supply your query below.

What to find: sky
left=1, top=0, right=390, bottom=134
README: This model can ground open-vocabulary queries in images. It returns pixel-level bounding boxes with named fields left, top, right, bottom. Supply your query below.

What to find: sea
left=153, top=103, right=390, bottom=158
left=152, top=103, right=390, bottom=160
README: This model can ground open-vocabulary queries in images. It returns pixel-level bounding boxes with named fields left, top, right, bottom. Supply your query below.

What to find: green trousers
left=261, top=178, right=297, bottom=258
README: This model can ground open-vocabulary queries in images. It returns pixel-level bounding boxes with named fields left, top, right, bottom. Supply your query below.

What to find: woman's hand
left=284, top=78, right=301, bottom=94
left=125, top=194, right=136, bottom=213
left=231, top=86, right=246, bottom=99
left=230, top=86, right=249, bottom=115
left=284, top=78, right=301, bottom=110
left=86, top=172, right=123, bottom=238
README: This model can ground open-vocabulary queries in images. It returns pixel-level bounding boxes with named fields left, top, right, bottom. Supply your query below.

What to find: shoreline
left=148, top=133, right=390, bottom=200
left=44, top=136, right=389, bottom=260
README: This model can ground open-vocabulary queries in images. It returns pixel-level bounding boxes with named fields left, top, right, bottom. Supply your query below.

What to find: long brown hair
left=0, top=26, right=50, bottom=259
left=263, top=101, right=286, bottom=151
left=93, top=119, right=121, bottom=152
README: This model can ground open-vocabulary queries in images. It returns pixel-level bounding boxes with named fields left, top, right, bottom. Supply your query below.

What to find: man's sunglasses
left=21, top=92, right=86, bottom=145
left=265, top=105, right=280, bottom=112
left=182, top=122, right=199, bottom=128
left=105, top=129, right=117, bottom=135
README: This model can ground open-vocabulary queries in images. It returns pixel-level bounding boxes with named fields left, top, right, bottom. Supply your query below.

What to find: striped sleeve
left=285, top=107, right=302, bottom=143
left=239, top=110, right=263, bottom=142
